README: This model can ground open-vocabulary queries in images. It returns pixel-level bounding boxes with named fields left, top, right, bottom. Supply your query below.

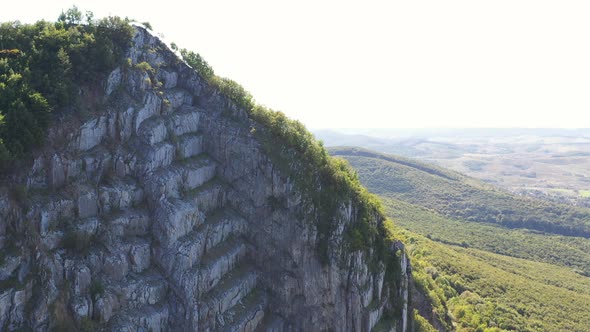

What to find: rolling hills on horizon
left=317, top=129, right=590, bottom=208
left=330, top=146, right=590, bottom=331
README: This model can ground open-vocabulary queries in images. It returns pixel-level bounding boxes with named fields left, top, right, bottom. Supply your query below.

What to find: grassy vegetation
left=413, top=309, right=438, bottom=332
left=383, top=198, right=590, bottom=276
left=89, top=280, right=104, bottom=302
left=331, top=147, right=590, bottom=331
left=331, top=147, right=590, bottom=237
left=398, top=229, right=590, bottom=332
left=178, top=48, right=392, bottom=272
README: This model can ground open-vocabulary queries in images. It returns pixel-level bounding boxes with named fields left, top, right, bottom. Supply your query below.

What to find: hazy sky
left=2, top=1, right=589, bottom=128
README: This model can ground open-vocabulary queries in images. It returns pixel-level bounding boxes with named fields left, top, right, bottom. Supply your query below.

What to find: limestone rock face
left=0, top=26, right=411, bottom=331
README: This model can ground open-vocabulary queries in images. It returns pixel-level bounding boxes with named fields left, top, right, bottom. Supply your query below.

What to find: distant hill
left=330, top=146, right=590, bottom=331
left=315, top=128, right=590, bottom=139
left=317, top=130, right=590, bottom=208
left=330, top=147, right=590, bottom=237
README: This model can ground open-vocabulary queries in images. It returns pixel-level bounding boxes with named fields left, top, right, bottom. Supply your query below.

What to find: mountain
left=0, top=17, right=408, bottom=331
left=331, top=146, right=590, bottom=331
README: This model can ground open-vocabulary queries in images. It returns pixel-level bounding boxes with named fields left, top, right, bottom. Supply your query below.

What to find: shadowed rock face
left=0, top=26, right=410, bottom=332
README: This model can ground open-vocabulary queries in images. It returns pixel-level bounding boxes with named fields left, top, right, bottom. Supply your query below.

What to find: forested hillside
left=397, top=228, right=590, bottom=332
left=331, top=146, right=590, bottom=331
left=330, top=147, right=590, bottom=237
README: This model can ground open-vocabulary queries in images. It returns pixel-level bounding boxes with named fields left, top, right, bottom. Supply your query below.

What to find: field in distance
left=316, top=128, right=590, bottom=206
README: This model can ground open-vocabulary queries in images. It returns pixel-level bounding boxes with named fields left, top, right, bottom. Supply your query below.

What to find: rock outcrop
left=0, top=26, right=411, bottom=331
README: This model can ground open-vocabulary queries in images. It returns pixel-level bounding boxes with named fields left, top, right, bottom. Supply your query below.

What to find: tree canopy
left=0, top=8, right=133, bottom=163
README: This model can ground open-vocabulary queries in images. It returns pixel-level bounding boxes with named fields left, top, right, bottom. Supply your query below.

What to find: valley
left=317, top=129, right=590, bottom=207
left=332, top=147, right=590, bottom=331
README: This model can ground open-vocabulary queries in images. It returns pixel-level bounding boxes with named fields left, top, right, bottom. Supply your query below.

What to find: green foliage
left=337, top=148, right=590, bottom=275
left=79, top=317, right=99, bottom=332
left=337, top=147, right=590, bottom=331
left=58, top=6, right=83, bottom=25
left=89, top=280, right=104, bottom=302
left=0, top=8, right=133, bottom=163
left=179, top=48, right=392, bottom=270
left=413, top=310, right=438, bottom=332
left=135, top=61, right=154, bottom=74
left=213, top=77, right=254, bottom=111
left=249, top=109, right=388, bottom=265
left=398, top=229, right=590, bottom=332
left=0, top=66, right=50, bottom=158
left=141, top=21, right=153, bottom=30
left=179, top=49, right=215, bottom=80
left=178, top=46, right=409, bottom=321
left=383, top=198, right=590, bottom=276
left=333, top=147, right=590, bottom=238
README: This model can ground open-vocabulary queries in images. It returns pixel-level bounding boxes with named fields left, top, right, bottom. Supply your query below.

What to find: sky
left=2, top=0, right=589, bottom=129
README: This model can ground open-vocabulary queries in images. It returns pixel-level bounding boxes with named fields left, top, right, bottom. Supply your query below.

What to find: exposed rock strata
left=0, top=26, right=411, bottom=331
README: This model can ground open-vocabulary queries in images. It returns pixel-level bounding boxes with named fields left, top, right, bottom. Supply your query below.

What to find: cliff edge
left=0, top=26, right=410, bottom=331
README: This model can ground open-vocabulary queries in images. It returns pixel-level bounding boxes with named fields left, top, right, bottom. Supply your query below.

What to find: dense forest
left=0, top=7, right=133, bottom=163
left=383, top=198, right=590, bottom=276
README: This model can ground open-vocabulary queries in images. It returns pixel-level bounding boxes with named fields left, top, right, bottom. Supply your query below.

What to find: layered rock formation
left=0, top=26, right=410, bottom=331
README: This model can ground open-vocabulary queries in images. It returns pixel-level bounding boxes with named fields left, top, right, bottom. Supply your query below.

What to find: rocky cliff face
left=0, top=26, right=410, bottom=331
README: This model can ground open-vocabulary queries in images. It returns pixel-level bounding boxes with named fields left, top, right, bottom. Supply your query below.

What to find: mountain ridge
left=329, top=146, right=590, bottom=238
left=0, top=21, right=409, bottom=331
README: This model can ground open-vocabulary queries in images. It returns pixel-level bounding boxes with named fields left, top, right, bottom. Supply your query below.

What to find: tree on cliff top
left=0, top=7, right=133, bottom=164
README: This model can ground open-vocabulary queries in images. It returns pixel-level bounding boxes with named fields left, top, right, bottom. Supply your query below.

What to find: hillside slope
left=330, top=147, right=590, bottom=237
left=0, top=21, right=408, bottom=331
left=397, top=228, right=590, bottom=332
left=331, top=146, right=590, bottom=331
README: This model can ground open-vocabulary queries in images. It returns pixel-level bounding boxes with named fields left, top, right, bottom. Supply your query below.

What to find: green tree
left=0, top=7, right=133, bottom=162
left=180, top=49, right=214, bottom=80
left=58, top=5, right=83, bottom=25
